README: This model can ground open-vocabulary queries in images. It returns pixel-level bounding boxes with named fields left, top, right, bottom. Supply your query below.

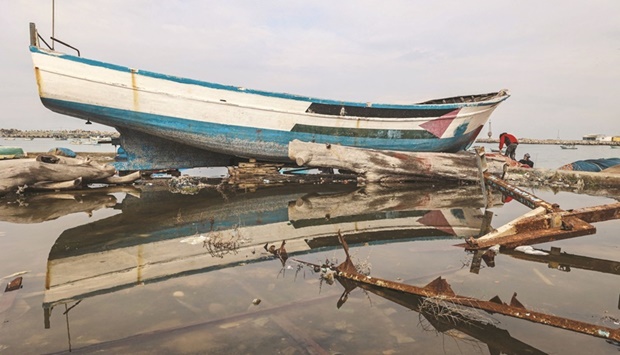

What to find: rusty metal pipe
left=483, top=172, right=558, bottom=212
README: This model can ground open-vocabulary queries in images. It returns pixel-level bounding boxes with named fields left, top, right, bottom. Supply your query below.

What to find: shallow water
left=1, top=141, right=619, bottom=354
left=475, top=142, right=620, bottom=170
left=0, top=180, right=618, bottom=354
left=2, top=138, right=620, bottom=168
left=0, top=138, right=116, bottom=154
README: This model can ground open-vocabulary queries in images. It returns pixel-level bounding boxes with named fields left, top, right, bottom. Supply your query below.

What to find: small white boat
left=560, top=144, right=577, bottom=150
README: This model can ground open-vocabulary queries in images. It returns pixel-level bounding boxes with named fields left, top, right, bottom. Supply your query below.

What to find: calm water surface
left=0, top=138, right=116, bottom=154
left=476, top=142, right=620, bottom=169
left=0, top=141, right=619, bottom=354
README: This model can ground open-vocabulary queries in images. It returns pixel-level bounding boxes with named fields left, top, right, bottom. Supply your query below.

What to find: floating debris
left=168, top=176, right=223, bottom=195
left=180, top=235, right=207, bottom=245
left=514, top=245, right=549, bottom=256
left=203, top=228, right=245, bottom=258
left=4, top=277, right=23, bottom=292
left=264, top=240, right=288, bottom=266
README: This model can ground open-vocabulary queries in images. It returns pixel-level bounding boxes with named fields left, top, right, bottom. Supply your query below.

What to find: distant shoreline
left=476, top=138, right=620, bottom=146
left=2, top=130, right=619, bottom=146
left=1, top=129, right=118, bottom=139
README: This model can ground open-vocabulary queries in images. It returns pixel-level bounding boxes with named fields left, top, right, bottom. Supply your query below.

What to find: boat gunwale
left=30, top=46, right=510, bottom=111
left=35, top=66, right=501, bottom=124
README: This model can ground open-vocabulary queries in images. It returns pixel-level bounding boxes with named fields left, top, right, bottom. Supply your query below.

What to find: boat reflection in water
left=30, top=182, right=620, bottom=353
left=43, top=183, right=488, bottom=328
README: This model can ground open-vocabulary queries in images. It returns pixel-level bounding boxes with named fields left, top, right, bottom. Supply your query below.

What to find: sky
left=1, top=1, right=619, bottom=139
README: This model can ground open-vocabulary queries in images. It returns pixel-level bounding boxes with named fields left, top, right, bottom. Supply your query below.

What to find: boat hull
left=30, top=44, right=509, bottom=170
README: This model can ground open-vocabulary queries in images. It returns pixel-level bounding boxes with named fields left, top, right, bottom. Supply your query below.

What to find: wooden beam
left=288, top=140, right=482, bottom=183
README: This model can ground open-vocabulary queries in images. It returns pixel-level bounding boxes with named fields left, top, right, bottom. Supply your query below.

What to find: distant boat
left=0, top=146, right=26, bottom=159
left=89, top=136, right=112, bottom=144
left=560, top=144, right=577, bottom=149
left=28, top=22, right=510, bottom=172
left=611, top=145, right=620, bottom=149
left=23, top=137, right=34, bottom=141
left=5, top=137, right=15, bottom=141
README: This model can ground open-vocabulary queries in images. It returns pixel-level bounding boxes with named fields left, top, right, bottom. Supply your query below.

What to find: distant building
left=582, top=134, right=606, bottom=141
left=613, top=136, right=620, bottom=142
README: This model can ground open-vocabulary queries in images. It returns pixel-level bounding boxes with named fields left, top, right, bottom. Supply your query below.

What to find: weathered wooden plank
left=0, top=154, right=140, bottom=195
left=0, top=156, right=116, bottom=195
left=288, top=140, right=482, bottom=183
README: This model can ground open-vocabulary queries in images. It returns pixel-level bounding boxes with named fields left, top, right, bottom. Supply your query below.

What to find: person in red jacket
left=499, top=132, right=518, bottom=160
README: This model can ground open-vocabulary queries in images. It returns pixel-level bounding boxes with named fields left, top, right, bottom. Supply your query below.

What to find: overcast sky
left=2, top=1, right=619, bottom=139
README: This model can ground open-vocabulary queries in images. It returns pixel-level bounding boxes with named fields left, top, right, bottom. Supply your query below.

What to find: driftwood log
left=288, top=140, right=491, bottom=183
left=0, top=155, right=139, bottom=196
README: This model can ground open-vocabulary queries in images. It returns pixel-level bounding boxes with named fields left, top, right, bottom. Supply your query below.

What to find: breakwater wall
left=476, top=138, right=620, bottom=146
left=1, top=129, right=118, bottom=139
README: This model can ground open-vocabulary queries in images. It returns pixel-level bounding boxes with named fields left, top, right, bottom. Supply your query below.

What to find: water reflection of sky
left=0, top=184, right=618, bottom=354
left=476, top=143, right=620, bottom=170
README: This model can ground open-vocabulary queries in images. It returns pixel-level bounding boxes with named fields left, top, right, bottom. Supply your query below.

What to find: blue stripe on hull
left=42, top=98, right=482, bottom=165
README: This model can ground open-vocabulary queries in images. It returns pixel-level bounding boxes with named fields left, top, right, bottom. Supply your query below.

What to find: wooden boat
left=28, top=23, right=510, bottom=172
left=0, top=146, right=26, bottom=159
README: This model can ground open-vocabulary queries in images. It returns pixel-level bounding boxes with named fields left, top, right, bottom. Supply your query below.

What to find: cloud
left=2, top=1, right=619, bottom=138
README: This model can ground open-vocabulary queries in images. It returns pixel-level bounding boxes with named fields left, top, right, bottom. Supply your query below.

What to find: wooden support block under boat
left=288, top=140, right=481, bottom=183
